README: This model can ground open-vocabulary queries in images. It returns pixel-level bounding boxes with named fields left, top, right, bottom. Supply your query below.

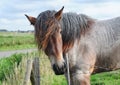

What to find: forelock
left=34, top=10, right=58, bottom=50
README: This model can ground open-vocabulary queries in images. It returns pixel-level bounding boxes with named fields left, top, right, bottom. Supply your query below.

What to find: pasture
left=0, top=32, right=35, bottom=51
left=0, top=32, right=120, bottom=85
left=0, top=52, right=120, bottom=85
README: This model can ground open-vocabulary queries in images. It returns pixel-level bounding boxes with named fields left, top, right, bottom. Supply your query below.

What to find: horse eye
left=46, top=25, right=49, bottom=28
left=60, top=31, right=62, bottom=34
left=59, top=28, right=62, bottom=34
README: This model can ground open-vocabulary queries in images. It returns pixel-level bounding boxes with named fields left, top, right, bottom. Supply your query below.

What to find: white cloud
left=0, top=0, right=120, bottom=31
left=45, top=0, right=70, bottom=7
left=79, top=2, right=120, bottom=19
left=0, top=19, right=11, bottom=24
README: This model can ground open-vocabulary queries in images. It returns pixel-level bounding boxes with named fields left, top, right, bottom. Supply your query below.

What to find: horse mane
left=61, top=13, right=95, bottom=52
left=34, top=10, right=95, bottom=52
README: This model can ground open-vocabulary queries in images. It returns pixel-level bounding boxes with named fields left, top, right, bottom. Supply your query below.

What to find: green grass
left=91, top=70, right=120, bottom=85
left=0, top=53, right=23, bottom=81
left=0, top=32, right=36, bottom=51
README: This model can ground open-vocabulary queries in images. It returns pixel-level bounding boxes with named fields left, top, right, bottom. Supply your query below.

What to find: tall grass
left=1, top=51, right=120, bottom=85
left=0, top=51, right=67, bottom=85
left=0, top=54, right=23, bottom=81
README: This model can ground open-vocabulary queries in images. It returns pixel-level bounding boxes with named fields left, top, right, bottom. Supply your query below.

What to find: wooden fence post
left=23, top=59, right=33, bottom=85
left=30, top=57, right=40, bottom=85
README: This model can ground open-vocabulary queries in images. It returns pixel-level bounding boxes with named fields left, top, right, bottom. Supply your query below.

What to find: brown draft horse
left=25, top=7, right=120, bottom=85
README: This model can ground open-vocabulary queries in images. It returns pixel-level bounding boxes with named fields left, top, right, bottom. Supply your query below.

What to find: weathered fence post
left=30, top=57, right=40, bottom=85
left=23, top=59, right=33, bottom=85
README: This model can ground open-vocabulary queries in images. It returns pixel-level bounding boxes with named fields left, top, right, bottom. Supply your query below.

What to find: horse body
left=91, top=17, right=120, bottom=73
left=65, top=17, right=120, bottom=84
left=25, top=7, right=120, bottom=85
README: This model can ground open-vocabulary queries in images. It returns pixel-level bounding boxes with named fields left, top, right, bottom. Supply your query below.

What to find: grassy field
left=0, top=51, right=120, bottom=85
left=0, top=32, right=36, bottom=51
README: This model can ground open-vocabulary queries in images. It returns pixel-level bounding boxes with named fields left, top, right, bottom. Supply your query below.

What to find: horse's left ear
left=55, top=6, right=64, bottom=21
left=25, top=14, right=36, bottom=25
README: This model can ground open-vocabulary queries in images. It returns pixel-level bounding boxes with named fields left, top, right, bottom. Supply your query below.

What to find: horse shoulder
left=76, top=36, right=97, bottom=73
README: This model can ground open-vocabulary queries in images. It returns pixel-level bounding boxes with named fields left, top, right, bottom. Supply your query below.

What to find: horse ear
left=55, top=6, right=64, bottom=21
left=25, top=14, right=36, bottom=25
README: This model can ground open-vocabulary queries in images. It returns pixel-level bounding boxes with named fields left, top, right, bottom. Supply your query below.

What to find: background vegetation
left=0, top=32, right=35, bottom=51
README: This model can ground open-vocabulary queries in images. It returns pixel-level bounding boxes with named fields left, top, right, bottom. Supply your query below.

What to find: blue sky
left=0, top=0, right=120, bottom=31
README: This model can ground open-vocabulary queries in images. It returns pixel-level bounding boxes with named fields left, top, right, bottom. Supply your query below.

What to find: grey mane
left=60, top=12, right=94, bottom=47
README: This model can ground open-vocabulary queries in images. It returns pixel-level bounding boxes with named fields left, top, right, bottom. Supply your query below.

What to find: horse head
left=25, top=7, right=66, bottom=75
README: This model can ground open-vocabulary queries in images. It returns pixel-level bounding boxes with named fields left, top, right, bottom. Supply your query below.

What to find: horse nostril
left=53, top=64, right=57, bottom=72
left=52, top=64, right=66, bottom=75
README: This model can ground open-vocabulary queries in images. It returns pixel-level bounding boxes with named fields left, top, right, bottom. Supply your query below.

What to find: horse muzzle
left=53, top=62, right=66, bottom=75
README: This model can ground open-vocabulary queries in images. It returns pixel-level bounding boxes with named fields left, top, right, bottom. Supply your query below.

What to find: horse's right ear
left=55, top=6, right=64, bottom=21
left=25, top=14, right=36, bottom=25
